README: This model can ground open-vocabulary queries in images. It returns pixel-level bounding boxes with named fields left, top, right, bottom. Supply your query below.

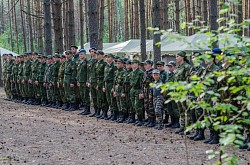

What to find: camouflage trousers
left=78, top=82, right=90, bottom=106
left=166, top=100, right=179, bottom=118
left=143, top=88, right=155, bottom=118
left=114, top=86, right=126, bottom=113
left=64, top=82, right=76, bottom=104
left=97, top=80, right=108, bottom=110
left=130, top=88, right=143, bottom=116
left=153, top=95, right=164, bottom=123
left=89, top=82, right=98, bottom=107
left=46, top=84, right=54, bottom=102
left=58, top=82, right=66, bottom=103
left=105, top=82, right=117, bottom=113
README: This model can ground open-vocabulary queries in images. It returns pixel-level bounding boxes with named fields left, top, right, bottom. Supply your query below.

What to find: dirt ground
left=0, top=88, right=249, bottom=165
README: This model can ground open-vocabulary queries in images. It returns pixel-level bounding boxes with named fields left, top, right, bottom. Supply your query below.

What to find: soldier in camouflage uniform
left=156, top=61, right=169, bottom=124
left=104, top=53, right=118, bottom=120
left=85, top=48, right=98, bottom=116
left=51, top=54, right=61, bottom=108
left=44, top=55, right=54, bottom=107
left=143, top=60, right=155, bottom=127
left=5, top=54, right=14, bottom=100
left=10, top=56, right=19, bottom=101
left=165, top=61, right=180, bottom=128
left=63, top=50, right=78, bottom=111
left=174, top=51, right=191, bottom=135
left=17, top=55, right=25, bottom=102
left=30, top=52, right=40, bottom=105
left=113, top=58, right=126, bottom=122
left=22, top=53, right=32, bottom=104
left=122, top=60, right=133, bottom=123
left=76, top=49, right=90, bottom=114
left=129, top=59, right=144, bottom=126
left=93, top=50, right=108, bottom=119
left=58, top=55, right=66, bottom=108
left=36, top=55, right=47, bottom=106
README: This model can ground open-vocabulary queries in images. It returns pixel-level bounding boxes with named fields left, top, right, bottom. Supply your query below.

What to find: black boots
left=171, top=117, right=180, bottom=128
left=193, top=129, right=205, bottom=141
left=117, top=112, right=125, bottom=123
left=136, top=115, right=144, bottom=126
left=204, top=129, right=219, bottom=144
left=240, top=134, right=250, bottom=149
left=163, top=114, right=169, bottom=124
left=128, top=114, right=136, bottom=123
left=147, top=117, right=156, bottom=127
left=88, top=106, right=98, bottom=117
left=80, top=106, right=91, bottom=115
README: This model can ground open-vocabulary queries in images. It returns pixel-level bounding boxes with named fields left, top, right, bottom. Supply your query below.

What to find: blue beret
left=79, top=49, right=86, bottom=53
left=212, top=48, right=222, bottom=54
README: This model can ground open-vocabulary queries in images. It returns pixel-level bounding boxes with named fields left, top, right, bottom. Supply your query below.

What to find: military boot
left=204, top=129, right=214, bottom=144
left=94, top=108, right=101, bottom=117
left=208, top=131, right=219, bottom=144
left=189, top=129, right=199, bottom=140
left=62, top=103, right=70, bottom=111
left=136, top=115, right=144, bottom=126
left=240, top=134, right=250, bottom=149
left=96, top=109, right=103, bottom=118
left=88, top=106, right=98, bottom=117
left=80, top=106, right=90, bottom=115
left=166, top=115, right=174, bottom=127
left=128, top=114, right=136, bottom=123
left=163, top=114, right=169, bottom=124
left=193, top=129, right=205, bottom=141
left=171, top=117, right=180, bottom=129
left=118, top=112, right=125, bottom=123
left=144, top=117, right=151, bottom=126
left=147, top=117, right=156, bottom=128
left=175, top=127, right=184, bottom=134
left=111, top=111, right=118, bottom=121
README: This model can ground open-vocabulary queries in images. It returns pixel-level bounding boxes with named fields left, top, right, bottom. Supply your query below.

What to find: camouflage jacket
left=174, top=62, right=191, bottom=82
left=76, top=58, right=88, bottom=83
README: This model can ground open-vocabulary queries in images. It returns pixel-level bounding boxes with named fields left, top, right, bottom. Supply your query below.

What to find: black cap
left=95, top=50, right=104, bottom=55
left=89, top=47, right=97, bottom=52
left=166, top=61, right=176, bottom=67
left=144, top=59, right=153, bottom=65
left=156, top=61, right=165, bottom=66
left=71, top=45, right=78, bottom=49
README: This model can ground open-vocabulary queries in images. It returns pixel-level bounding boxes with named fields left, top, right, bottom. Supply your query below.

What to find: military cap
left=33, top=52, right=38, bottom=55
left=89, top=47, right=97, bottom=52
left=192, top=52, right=202, bottom=56
left=71, top=45, right=78, bottom=49
left=166, top=61, right=177, bottom=67
left=61, top=54, right=66, bottom=58
left=152, top=69, right=160, bottom=74
left=126, top=60, right=131, bottom=64
left=37, top=55, right=42, bottom=58
left=95, top=50, right=104, bottom=55
left=79, top=49, right=86, bottom=53
left=65, top=50, right=73, bottom=55
left=47, top=55, right=53, bottom=59
left=105, top=53, right=115, bottom=58
left=123, top=58, right=129, bottom=62
left=156, top=61, right=165, bottom=66
left=53, top=54, right=61, bottom=58
left=177, top=51, right=186, bottom=57
left=131, top=59, right=140, bottom=63
left=144, top=59, right=154, bottom=65
left=8, top=53, right=13, bottom=56
left=116, top=58, right=124, bottom=63
left=212, top=48, right=222, bottom=54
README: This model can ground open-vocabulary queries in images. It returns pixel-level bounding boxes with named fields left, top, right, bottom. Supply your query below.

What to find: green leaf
left=181, top=22, right=187, bottom=29
left=247, top=103, right=250, bottom=111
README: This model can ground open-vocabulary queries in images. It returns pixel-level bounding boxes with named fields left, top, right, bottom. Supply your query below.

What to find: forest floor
left=0, top=88, right=249, bottom=165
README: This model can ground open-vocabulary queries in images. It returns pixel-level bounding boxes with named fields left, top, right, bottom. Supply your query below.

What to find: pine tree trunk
left=68, top=0, right=75, bottom=47
left=237, top=0, right=243, bottom=36
left=88, top=0, right=99, bottom=48
left=37, top=1, right=43, bottom=53
left=44, top=0, right=52, bottom=55
left=134, top=0, right=139, bottom=39
left=153, top=0, right=161, bottom=65
left=201, top=0, right=208, bottom=25
left=130, top=0, right=134, bottom=38
left=13, top=0, right=19, bottom=53
left=1, top=0, right=4, bottom=33
left=27, top=0, right=34, bottom=52
left=124, top=0, right=129, bottom=41
left=209, top=0, right=218, bottom=48
left=85, top=0, right=89, bottom=42
left=8, top=0, right=14, bottom=51
left=108, top=0, right=112, bottom=42
left=52, top=0, right=64, bottom=53
left=79, top=0, right=84, bottom=48
left=140, top=0, right=147, bottom=61
left=62, top=0, right=67, bottom=50
left=99, top=0, right=104, bottom=49
left=163, top=0, right=169, bottom=30
left=175, top=0, right=180, bottom=33
left=185, top=0, right=192, bottom=35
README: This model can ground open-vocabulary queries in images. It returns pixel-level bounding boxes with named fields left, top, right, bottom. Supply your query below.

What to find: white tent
left=81, top=42, right=120, bottom=54
left=0, top=47, right=19, bottom=56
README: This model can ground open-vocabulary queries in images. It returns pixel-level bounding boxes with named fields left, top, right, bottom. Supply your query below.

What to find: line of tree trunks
left=88, top=0, right=99, bottom=48
left=140, top=0, right=147, bottom=61
left=79, top=0, right=84, bottom=48
left=98, top=0, right=105, bottom=49
left=68, top=0, right=75, bottom=47
left=37, top=0, right=43, bottom=53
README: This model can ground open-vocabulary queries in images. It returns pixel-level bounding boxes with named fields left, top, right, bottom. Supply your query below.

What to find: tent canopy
left=80, top=42, right=120, bottom=54
left=0, top=47, right=19, bottom=56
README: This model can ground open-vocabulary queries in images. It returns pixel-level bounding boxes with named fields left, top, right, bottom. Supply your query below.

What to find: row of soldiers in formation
left=2, top=46, right=250, bottom=150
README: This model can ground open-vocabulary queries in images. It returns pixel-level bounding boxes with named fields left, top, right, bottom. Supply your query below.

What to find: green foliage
left=157, top=1, right=250, bottom=164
